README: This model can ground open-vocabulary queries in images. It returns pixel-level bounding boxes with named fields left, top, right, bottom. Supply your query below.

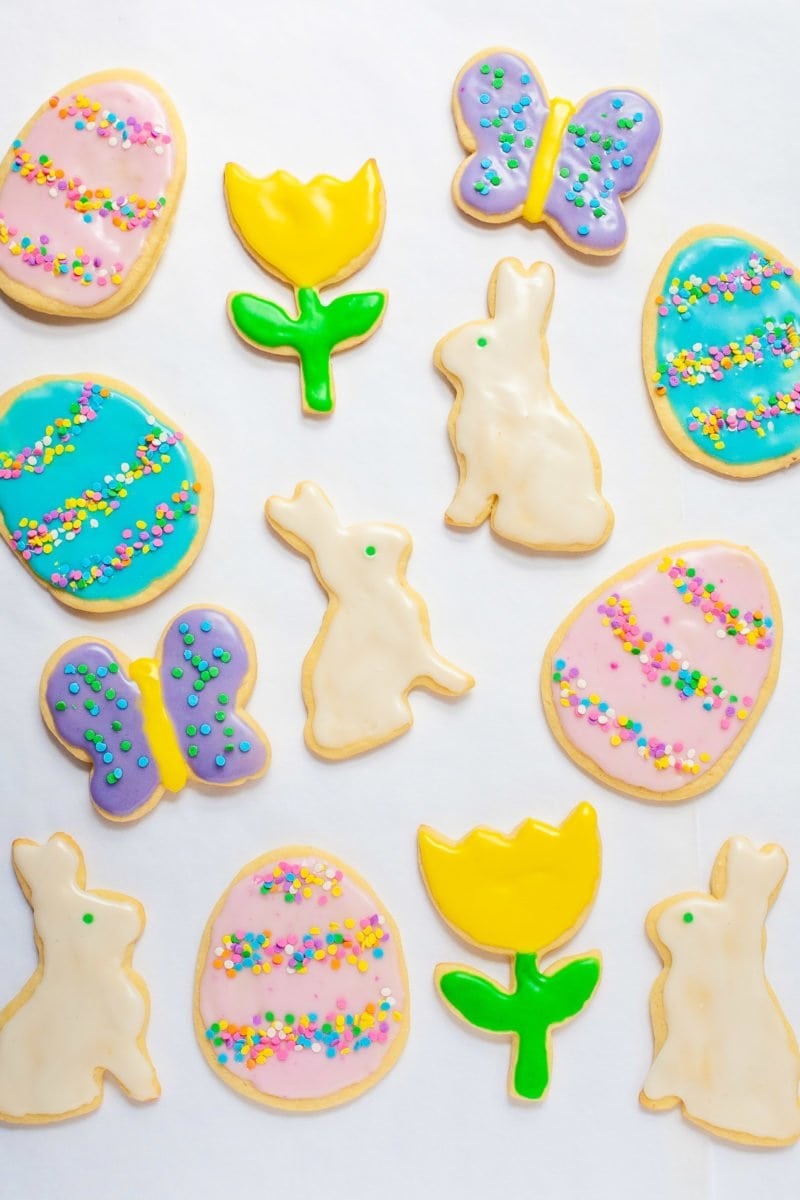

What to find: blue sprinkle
left=103, top=752, right=113, bottom=764
left=200, top=620, right=212, bottom=632
left=69, top=682, right=80, bottom=694
left=566, top=190, right=576, bottom=201
left=137, top=756, right=150, bottom=768
left=511, top=102, right=522, bottom=113
left=64, top=665, right=76, bottom=675
left=612, top=97, right=623, bottom=109
left=113, top=768, right=123, bottom=780
left=200, top=723, right=211, bottom=736
left=590, top=197, right=599, bottom=207
left=498, top=106, right=509, bottom=118
left=634, top=112, right=643, bottom=122
left=576, top=136, right=586, bottom=147
left=188, top=695, right=199, bottom=708
left=374, top=947, right=384, bottom=959
left=611, top=158, right=621, bottom=169
left=520, top=95, right=531, bottom=107
left=97, top=666, right=108, bottom=678
left=614, top=139, right=626, bottom=150
left=96, top=741, right=107, bottom=753
left=184, top=649, right=192, bottom=661
left=480, top=157, right=491, bottom=169
left=577, top=224, right=590, bottom=237
left=215, top=754, right=226, bottom=768
left=479, top=118, right=490, bottom=127
left=555, top=659, right=566, bottom=670
left=479, top=93, right=490, bottom=104
left=623, top=154, right=633, bottom=166
left=239, top=741, right=251, bottom=753
left=116, top=698, right=128, bottom=710
left=212, top=647, right=223, bottom=659
left=218, top=1054, right=228, bottom=1064
left=178, top=622, right=189, bottom=634
left=520, top=72, right=531, bottom=84
left=513, top=119, right=525, bottom=131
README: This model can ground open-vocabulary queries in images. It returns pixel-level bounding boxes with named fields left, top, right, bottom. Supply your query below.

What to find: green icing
left=230, top=286, right=386, bottom=413
left=439, top=951, right=600, bottom=1100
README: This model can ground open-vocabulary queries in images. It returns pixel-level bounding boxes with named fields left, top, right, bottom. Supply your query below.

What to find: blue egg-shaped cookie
left=643, top=226, right=800, bottom=477
left=0, top=375, right=213, bottom=610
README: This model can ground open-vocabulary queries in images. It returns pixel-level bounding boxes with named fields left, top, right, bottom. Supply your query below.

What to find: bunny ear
left=12, top=833, right=83, bottom=893
left=490, top=258, right=554, bottom=329
left=266, top=480, right=340, bottom=552
left=714, top=836, right=788, bottom=911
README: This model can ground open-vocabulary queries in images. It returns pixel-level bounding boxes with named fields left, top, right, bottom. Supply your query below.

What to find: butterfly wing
left=544, top=89, right=661, bottom=253
left=159, top=608, right=270, bottom=787
left=41, top=642, right=162, bottom=820
left=452, top=48, right=549, bottom=222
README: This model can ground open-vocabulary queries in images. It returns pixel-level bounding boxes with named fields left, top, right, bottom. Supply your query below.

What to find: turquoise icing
left=0, top=379, right=204, bottom=604
left=652, top=234, right=800, bottom=466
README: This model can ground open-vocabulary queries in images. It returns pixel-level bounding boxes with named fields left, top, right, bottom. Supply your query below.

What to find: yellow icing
left=224, top=159, right=384, bottom=289
left=418, top=803, right=600, bottom=954
left=521, top=98, right=575, bottom=225
left=129, top=657, right=188, bottom=793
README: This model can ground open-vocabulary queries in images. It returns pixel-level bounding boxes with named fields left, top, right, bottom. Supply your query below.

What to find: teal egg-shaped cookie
left=0, top=374, right=213, bottom=611
left=643, top=226, right=800, bottom=478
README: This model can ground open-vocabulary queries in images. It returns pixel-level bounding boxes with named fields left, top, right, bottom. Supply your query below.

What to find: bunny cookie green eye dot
left=82, top=913, right=94, bottom=925
left=682, top=912, right=694, bottom=924
left=365, top=545, right=377, bottom=557
left=476, top=337, right=488, bottom=347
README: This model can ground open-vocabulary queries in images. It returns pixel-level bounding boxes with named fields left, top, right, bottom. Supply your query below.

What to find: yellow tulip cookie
left=225, top=160, right=386, bottom=415
left=418, top=803, right=602, bottom=1101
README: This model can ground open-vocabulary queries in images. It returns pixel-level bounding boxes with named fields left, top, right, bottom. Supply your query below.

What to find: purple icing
left=44, top=642, right=160, bottom=818
left=43, top=608, right=268, bottom=818
left=160, top=608, right=268, bottom=785
left=455, top=50, right=547, bottom=218
left=543, top=88, right=661, bottom=252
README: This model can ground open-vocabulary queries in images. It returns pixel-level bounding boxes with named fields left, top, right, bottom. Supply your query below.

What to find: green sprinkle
left=171, top=667, right=184, bottom=679
left=682, top=912, right=694, bottom=924
left=477, top=337, right=488, bottom=347
left=188, top=745, right=198, bottom=758
left=82, top=913, right=94, bottom=924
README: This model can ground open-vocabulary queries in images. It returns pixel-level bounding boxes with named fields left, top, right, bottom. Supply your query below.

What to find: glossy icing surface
left=649, top=233, right=800, bottom=468
left=0, top=378, right=205, bottom=605
left=0, top=835, right=158, bottom=1121
left=545, top=545, right=779, bottom=795
left=0, top=78, right=178, bottom=307
left=197, top=851, right=407, bottom=1103
left=643, top=837, right=800, bottom=1144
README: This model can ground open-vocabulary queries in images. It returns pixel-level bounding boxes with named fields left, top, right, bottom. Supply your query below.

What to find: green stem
left=295, top=287, right=335, bottom=413
left=510, top=953, right=553, bottom=1100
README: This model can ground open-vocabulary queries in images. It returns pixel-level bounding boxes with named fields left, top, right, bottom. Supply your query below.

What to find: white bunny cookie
left=0, top=834, right=159, bottom=1124
left=435, top=258, right=613, bottom=551
left=642, top=836, right=800, bottom=1146
left=266, top=481, right=474, bottom=758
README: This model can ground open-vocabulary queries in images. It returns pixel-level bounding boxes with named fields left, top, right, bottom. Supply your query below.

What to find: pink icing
left=548, top=545, right=778, bottom=794
left=0, top=80, right=177, bottom=307
left=197, top=854, right=407, bottom=1102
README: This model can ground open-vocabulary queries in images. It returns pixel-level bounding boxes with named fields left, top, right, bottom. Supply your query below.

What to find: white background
left=1, top=1, right=799, bottom=1196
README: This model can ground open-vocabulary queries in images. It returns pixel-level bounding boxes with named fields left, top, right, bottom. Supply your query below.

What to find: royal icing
left=437, top=258, right=613, bottom=549
left=452, top=49, right=661, bottom=254
left=542, top=543, right=781, bottom=800
left=0, top=834, right=159, bottom=1122
left=225, top=161, right=386, bottom=414
left=265, top=481, right=474, bottom=757
left=419, top=804, right=601, bottom=1101
left=42, top=606, right=270, bottom=821
left=645, top=228, right=800, bottom=476
left=0, top=376, right=210, bottom=610
left=0, top=72, right=184, bottom=314
left=642, top=837, right=800, bottom=1145
left=195, top=848, right=408, bottom=1109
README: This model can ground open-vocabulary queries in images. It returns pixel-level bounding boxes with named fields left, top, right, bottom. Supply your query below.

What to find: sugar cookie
left=643, top=226, right=800, bottom=477
left=0, top=374, right=212, bottom=612
left=642, top=836, right=800, bottom=1146
left=436, top=257, right=613, bottom=550
left=225, top=160, right=386, bottom=414
left=452, top=48, right=661, bottom=256
left=266, top=481, right=474, bottom=758
left=41, top=605, right=270, bottom=822
left=0, top=833, right=159, bottom=1123
left=419, top=804, right=601, bottom=1101
left=195, top=845, right=408, bottom=1111
left=541, top=541, right=781, bottom=802
left=0, top=69, right=185, bottom=318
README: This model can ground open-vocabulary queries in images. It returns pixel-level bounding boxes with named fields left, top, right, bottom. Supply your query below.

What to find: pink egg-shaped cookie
left=194, top=846, right=409, bottom=1110
left=0, top=69, right=185, bottom=318
left=541, top=541, right=781, bottom=802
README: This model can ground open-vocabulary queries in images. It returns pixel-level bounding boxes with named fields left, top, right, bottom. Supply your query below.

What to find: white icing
left=0, top=835, right=159, bottom=1120
left=643, top=836, right=800, bottom=1142
left=437, top=259, right=612, bottom=549
left=266, top=482, right=473, bottom=754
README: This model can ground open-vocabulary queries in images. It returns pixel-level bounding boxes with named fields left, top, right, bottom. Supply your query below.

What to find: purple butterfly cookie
left=42, top=606, right=270, bottom=821
left=453, top=48, right=661, bottom=254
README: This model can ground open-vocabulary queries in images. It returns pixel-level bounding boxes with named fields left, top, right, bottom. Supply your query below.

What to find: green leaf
left=438, top=969, right=513, bottom=1033
left=324, top=290, right=386, bottom=342
left=230, top=292, right=298, bottom=349
left=541, top=956, right=601, bottom=1024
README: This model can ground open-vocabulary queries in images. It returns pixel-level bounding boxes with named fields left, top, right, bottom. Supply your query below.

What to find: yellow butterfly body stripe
left=522, top=97, right=575, bottom=224
left=129, top=657, right=188, bottom=793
